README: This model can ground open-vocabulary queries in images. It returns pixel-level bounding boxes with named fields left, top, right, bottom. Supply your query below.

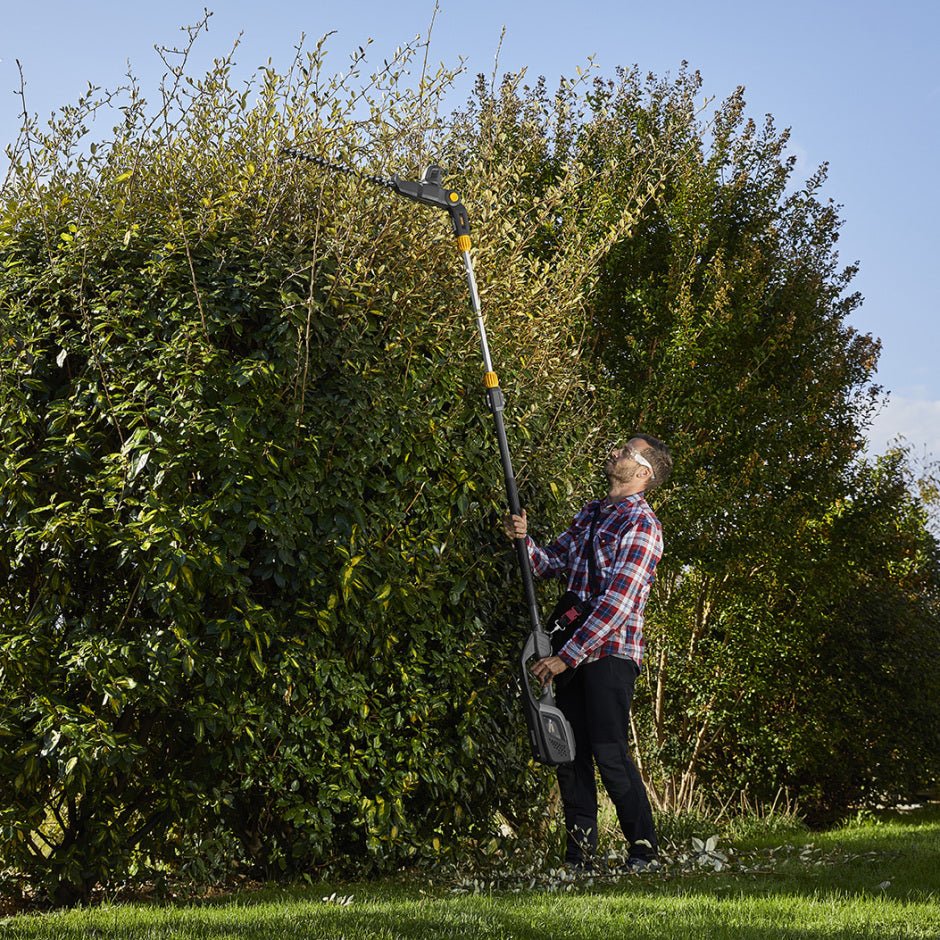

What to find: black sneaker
left=624, top=856, right=660, bottom=873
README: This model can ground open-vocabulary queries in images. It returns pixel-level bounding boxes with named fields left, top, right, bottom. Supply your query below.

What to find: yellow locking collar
left=456, top=234, right=472, bottom=252
left=484, top=371, right=499, bottom=388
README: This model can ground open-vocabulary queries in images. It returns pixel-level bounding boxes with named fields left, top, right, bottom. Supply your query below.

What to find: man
left=504, top=434, right=672, bottom=872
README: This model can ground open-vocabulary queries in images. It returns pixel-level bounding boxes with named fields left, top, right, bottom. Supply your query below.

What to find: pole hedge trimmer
left=281, top=147, right=575, bottom=766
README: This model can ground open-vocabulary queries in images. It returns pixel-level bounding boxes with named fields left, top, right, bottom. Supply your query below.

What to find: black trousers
left=555, top=656, right=658, bottom=863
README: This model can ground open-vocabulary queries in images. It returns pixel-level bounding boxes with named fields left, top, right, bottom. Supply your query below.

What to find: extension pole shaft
left=458, top=239, right=543, bottom=637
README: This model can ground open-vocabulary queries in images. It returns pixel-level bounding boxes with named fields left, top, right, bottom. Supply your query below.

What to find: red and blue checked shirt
left=525, top=493, right=663, bottom=669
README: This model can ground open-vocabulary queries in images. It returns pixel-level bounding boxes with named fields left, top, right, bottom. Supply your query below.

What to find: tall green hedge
left=0, top=32, right=667, bottom=904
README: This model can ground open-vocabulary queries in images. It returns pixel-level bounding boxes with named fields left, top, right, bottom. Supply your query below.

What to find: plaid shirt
left=525, top=494, right=663, bottom=668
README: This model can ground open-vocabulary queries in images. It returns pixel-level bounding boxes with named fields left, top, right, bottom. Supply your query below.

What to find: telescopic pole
left=280, top=150, right=575, bottom=764
left=456, top=241, right=544, bottom=640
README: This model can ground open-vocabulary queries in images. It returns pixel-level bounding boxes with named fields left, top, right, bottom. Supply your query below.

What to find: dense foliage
left=563, top=69, right=940, bottom=822
left=1, top=23, right=937, bottom=905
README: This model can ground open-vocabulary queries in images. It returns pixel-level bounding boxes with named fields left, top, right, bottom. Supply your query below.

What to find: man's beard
left=606, top=459, right=639, bottom=487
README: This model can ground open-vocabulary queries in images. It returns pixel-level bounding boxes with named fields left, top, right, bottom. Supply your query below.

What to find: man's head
left=606, top=434, right=673, bottom=493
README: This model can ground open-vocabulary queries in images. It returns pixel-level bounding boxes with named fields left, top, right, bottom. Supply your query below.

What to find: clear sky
left=2, top=1, right=938, bottom=462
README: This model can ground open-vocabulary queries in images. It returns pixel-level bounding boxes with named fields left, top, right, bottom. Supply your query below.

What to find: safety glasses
left=623, top=445, right=655, bottom=479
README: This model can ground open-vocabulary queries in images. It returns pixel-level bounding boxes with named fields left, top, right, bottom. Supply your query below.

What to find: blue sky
left=2, top=1, right=938, bottom=462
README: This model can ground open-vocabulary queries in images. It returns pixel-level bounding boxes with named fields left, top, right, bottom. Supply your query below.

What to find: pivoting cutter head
left=390, top=165, right=470, bottom=238
left=280, top=148, right=469, bottom=237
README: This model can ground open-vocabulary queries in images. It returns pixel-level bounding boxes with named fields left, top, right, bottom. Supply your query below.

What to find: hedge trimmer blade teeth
left=279, top=146, right=396, bottom=191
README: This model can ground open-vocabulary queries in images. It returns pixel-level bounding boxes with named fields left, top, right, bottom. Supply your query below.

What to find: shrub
left=0, top=24, right=669, bottom=903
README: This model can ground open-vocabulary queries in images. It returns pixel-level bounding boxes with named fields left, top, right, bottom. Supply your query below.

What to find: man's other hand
left=531, top=655, right=568, bottom=686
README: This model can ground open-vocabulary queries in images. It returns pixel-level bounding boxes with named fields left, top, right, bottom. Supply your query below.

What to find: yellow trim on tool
left=484, top=371, right=499, bottom=388
left=449, top=192, right=460, bottom=202
left=456, top=234, right=472, bottom=252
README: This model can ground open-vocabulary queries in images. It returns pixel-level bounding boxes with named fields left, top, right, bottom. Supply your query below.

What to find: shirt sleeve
left=557, top=514, right=661, bottom=668
left=524, top=508, right=588, bottom=580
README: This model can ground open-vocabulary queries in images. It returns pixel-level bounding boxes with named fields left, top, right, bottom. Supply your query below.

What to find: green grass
left=2, top=805, right=938, bottom=939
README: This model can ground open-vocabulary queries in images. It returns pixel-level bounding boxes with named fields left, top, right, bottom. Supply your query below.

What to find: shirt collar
left=598, top=492, right=645, bottom=513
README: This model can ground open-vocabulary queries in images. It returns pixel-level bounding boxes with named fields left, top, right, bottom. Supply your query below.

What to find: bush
left=0, top=24, right=671, bottom=903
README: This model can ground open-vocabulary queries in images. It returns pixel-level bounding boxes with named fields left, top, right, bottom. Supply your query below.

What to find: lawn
left=2, top=805, right=938, bottom=939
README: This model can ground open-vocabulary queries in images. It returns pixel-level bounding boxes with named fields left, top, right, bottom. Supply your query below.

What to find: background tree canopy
left=1, top=24, right=938, bottom=905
